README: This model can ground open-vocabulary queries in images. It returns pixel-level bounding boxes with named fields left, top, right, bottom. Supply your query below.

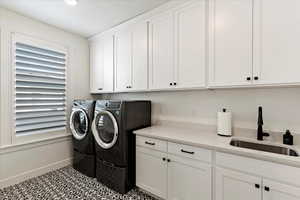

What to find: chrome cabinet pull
left=181, top=149, right=195, bottom=154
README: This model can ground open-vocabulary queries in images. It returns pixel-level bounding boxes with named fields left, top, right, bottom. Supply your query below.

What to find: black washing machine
left=92, top=100, right=151, bottom=194
left=70, top=100, right=96, bottom=177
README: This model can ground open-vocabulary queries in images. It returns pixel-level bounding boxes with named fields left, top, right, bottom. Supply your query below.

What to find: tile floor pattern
left=0, top=166, right=157, bottom=200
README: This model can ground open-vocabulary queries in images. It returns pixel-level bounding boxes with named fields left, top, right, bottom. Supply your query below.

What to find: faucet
left=257, top=106, right=269, bottom=141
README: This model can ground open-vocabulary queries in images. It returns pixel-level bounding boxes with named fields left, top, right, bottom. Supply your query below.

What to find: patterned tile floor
left=0, top=166, right=157, bottom=200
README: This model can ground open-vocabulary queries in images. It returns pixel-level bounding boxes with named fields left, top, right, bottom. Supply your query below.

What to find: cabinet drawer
left=136, top=136, right=167, bottom=152
left=168, top=142, right=212, bottom=163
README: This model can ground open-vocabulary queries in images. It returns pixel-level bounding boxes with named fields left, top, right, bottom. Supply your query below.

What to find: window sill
left=0, top=133, right=72, bottom=155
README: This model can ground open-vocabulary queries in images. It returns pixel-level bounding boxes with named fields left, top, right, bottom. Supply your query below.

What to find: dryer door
left=70, top=108, right=89, bottom=140
left=92, top=110, right=119, bottom=149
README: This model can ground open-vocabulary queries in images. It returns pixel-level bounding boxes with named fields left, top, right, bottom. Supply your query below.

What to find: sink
left=230, top=139, right=299, bottom=157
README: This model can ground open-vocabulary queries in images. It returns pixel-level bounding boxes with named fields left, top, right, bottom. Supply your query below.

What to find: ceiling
left=0, top=0, right=169, bottom=38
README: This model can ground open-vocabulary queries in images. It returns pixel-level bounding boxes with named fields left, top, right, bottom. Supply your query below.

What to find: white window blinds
left=14, top=41, right=67, bottom=136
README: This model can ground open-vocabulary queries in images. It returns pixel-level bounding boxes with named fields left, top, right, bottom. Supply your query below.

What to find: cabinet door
left=209, top=0, right=253, bottom=87
left=216, top=167, right=262, bottom=200
left=174, top=1, right=207, bottom=89
left=136, top=147, right=168, bottom=199
left=168, top=155, right=211, bottom=200
left=132, top=22, right=148, bottom=91
left=90, top=35, right=114, bottom=93
left=149, top=12, right=175, bottom=90
left=115, top=29, right=132, bottom=91
left=90, top=40, right=103, bottom=93
left=263, top=179, right=300, bottom=200
left=102, top=37, right=114, bottom=92
left=253, top=0, right=300, bottom=85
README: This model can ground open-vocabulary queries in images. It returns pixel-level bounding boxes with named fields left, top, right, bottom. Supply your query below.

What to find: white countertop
left=134, top=121, right=300, bottom=168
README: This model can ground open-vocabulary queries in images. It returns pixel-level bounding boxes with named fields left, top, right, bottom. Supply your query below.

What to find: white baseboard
left=0, top=158, right=72, bottom=189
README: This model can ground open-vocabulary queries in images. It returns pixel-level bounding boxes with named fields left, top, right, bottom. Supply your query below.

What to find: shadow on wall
left=93, top=87, right=300, bottom=134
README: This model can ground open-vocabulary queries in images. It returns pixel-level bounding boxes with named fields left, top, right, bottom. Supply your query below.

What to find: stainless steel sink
left=230, top=139, right=299, bottom=157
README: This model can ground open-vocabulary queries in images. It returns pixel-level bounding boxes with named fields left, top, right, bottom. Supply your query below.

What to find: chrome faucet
left=257, top=106, right=269, bottom=141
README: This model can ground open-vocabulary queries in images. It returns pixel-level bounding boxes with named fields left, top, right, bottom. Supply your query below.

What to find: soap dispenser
left=283, top=130, right=293, bottom=145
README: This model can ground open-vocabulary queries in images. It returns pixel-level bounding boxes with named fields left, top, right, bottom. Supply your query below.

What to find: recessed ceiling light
left=64, top=0, right=78, bottom=6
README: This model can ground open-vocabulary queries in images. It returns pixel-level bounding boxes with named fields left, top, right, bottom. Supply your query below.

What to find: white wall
left=103, top=87, right=300, bottom=135
left=0, top=137, right=72, bottom=188
left=0, top=7, right=91, bottom=188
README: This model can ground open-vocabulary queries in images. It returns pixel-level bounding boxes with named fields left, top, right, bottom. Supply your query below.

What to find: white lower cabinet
left=216, top=167, right=300, bottom=200
left=215, top=167, right=261, bottom=200
left=168, top=155, right=211, bottom=200
left=216, top=152, right=300, bottom=200
left=263, top=179, right=300, bottom=200
left=136, top=146, right=168, bottom=199
left=136, top=136, right=212, bottom=200
left=136, top=138, right=300, bottom=200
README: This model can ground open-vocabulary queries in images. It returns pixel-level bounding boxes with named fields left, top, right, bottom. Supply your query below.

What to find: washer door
left=92, top=110, right=119, bottom=149
left=70, top=108, right=89, bottom=140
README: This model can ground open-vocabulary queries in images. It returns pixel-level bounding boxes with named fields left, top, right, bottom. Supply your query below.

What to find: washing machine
left=70, top=100, right=96, bottom=177
left=92, top=100, right=151, bottom=194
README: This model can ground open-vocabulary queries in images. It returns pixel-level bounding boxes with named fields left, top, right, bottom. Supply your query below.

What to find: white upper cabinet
left=115, top=29, right=132, bottom=91
left=90, top=0, right=300, bottom=94
left=253, top=0, right=300, bottom=85
left=114, top=22, right=148, bottom=92
left=149, top=12, right=175, bottom=90
left=149, top=1, right=208, bottom=90
left=132, top=22, right=149, bottom=91
left=174, top=0, right=207, bottom=89
left=209, top=0, right=253, bottom=87
left=90, top=34, right=114, bottom=93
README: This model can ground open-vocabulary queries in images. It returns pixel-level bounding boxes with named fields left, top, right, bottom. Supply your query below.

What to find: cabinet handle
left=181, top=149, right=195, bottom=155
left=174, top=82, right=177, bottom=86
left=145, top=141, right=155, bottom=146
left=98, top=88, right=103, bottom=90
left=254, top=76, right=259, bottom=80
left=246, top=77, right=251, bottom=81
left=264, top=186, right=270, bottom=192
left=162, top=157, right=166, bottom=161
left=128, top=86, right=132, bottom=88
left=167, top=159, right=171, bottom=162
left=255, top=184, right=260, bottom=189
left=170, top=83, right=173, bottom=86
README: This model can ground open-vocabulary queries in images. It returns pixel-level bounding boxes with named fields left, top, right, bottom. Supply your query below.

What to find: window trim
left=11, top=33, right=69, bottom=145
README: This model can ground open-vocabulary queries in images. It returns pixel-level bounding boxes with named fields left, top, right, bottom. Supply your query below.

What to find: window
left=13, top=35, right=67, bottom=138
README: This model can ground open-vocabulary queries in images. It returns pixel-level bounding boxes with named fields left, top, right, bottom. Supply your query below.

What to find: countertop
left=133, top=121, right=300, bottom=168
